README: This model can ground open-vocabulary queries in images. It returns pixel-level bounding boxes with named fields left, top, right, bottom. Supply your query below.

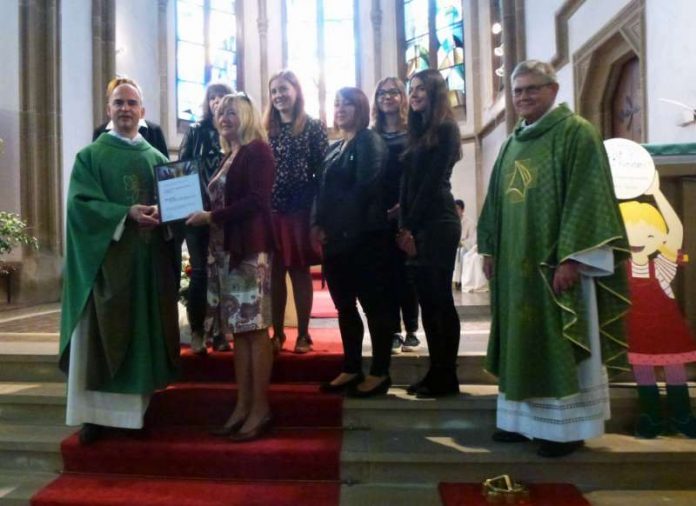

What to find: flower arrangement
left=0, top=212, right=39, bottom=275
left=179, top=250, right=192, bottom=304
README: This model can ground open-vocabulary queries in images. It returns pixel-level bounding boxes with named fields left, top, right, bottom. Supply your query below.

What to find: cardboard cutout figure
left=607, top=139, right=696, bottom=439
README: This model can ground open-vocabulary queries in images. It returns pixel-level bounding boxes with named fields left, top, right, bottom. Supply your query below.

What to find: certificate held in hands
left=155, top=160, right=204, bottom=223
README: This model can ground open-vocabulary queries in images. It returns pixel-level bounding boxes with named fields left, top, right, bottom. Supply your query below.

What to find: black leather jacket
left=315, top=128, right=388, bottom=256
left=178, top=118, right=224, bottom=188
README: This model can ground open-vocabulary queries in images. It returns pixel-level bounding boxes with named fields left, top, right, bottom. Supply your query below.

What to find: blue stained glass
left=405, top=36, right=429, bottom=77
left=177, top=80, right=206, bottom=121
left=177, top=1, right=204, bottom=44
left=210, top=12, right=236, bottom=51
left=435, top=0, right=462, bottom=29
left=177, top=42, right=205, bottom=83
left=404, top=0, right=429, bottom=40
left=210, top=0, right=235, bottom=13
left=436, top=24, right=463, bottom=69
left=323, top=0, right=353, bottom=20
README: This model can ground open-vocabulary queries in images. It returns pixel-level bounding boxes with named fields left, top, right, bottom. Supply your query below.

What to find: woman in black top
left=314, top=87, right=395, bottom=397
left=178, top=81, right=233, bottom=354
left=398, top=69, right=462, bottom=397
left=371, top=76, right=420, bottom=354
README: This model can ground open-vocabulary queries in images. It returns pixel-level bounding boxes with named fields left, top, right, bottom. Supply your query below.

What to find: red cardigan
left=211, top=139, right=276, bottom=269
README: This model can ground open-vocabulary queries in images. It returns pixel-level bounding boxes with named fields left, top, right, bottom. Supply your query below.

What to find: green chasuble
left=478, top=104, right=631, bottom=401
left=59, top=133, right=180, bottom=394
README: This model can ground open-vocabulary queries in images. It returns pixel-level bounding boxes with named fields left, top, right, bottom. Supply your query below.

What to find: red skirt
left=272, top=209, right=322, bottom=268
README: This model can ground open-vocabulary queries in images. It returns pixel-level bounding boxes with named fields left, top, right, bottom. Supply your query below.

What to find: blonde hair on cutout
left=619, top=201, right=677, bottom=260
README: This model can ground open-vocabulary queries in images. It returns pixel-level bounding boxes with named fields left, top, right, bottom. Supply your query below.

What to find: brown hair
left=105, top=76, right=143, bottom=102
left=371, top=77, right=408, bottom=133
left=202, top=82, right=234, bottom=122
left=334, top=87, right=370, bottom=132
left=263, top=70, right=308, bottom=138
left=406, top=69, right=459, bottom=154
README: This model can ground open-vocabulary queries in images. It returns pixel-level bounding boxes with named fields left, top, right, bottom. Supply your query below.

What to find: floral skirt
left=206, top=251, right=273, bottom=336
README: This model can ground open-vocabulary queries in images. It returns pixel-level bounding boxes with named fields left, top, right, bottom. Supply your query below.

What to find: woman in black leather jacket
left=398, top=69, right=462, bottom=398
left=314, top=87, right=396, bottom=397
left=178, top=82, right=233, bottom=354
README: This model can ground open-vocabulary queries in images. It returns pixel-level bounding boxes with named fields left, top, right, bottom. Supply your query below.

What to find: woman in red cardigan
left=187, top=92, right=276, bottom=442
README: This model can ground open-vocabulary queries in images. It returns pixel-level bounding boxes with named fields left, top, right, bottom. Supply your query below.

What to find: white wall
left=61, top=0, right=93, bottom=219
left=524, top=0, right=563, bottom=63
left=0, top=0, right=20, bottom=222
left=115, top=0, right=162, bottom=124
left=646, top=0, right=696, bottom=143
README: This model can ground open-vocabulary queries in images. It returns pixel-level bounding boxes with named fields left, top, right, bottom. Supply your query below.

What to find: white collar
left=107, top=129, right=144, bottom=145
left=105, top=118, right=148, bottom=131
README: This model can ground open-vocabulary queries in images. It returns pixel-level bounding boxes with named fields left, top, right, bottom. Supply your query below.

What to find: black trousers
left=176, top=225, right=210, bottom=334
left=323, top=232, right=396, bottom=377
left=387, top=240, right=419, bottom=334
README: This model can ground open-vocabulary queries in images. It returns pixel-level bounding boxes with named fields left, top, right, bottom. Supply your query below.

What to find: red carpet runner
left=32, top=328, right=345, bottom=506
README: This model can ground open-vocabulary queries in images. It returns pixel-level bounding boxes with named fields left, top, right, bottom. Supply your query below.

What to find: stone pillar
left=158, top=0, right=169, bottom=140
left=371, top=0, right=383, bottom=81
left=257, top=0, right=269, bottom=110
left=92, top=0, right=115, bottom=126
left=18, top=0, right=63, bottom=303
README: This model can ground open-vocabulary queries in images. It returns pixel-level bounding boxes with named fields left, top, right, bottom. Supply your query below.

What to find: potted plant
left=0, top=211, right=38, bottom=276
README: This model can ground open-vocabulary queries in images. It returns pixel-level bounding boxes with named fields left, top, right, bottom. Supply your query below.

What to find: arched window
left=175, top=0, right=242, bottom=127
left=398, top=0, right=465, bottom=112
left=283, top=0, right=357, bottom=127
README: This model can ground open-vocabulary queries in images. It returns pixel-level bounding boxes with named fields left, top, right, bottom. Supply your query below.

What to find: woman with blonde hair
left=263, top=70, right=328, bottom=354
left=187, top=93, right=276, bottom=441
left=371, top=76, right=420, bottom=354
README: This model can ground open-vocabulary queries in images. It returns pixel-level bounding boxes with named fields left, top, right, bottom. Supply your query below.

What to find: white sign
left=157, top=174, right=203, bottom=223
left=604, top=138, right=656, bottom=200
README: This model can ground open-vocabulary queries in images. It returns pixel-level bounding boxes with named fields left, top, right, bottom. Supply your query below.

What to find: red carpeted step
left=61, top=427, right=341, bottom=481
left=439, top=483, right=590, bottom=506
left=180, top=328, right=344, bottom=383
left=310, top=289, right=338, bottom=318
left=145, top=383, right=342, bottom=428
left=32, top=474, right=340, bottom=506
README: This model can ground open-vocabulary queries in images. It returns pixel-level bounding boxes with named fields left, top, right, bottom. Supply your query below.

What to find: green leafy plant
left=0, top=212, right=38, bottom=275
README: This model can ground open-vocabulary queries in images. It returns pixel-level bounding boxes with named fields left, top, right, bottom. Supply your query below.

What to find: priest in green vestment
left=478, top=60, right=630, bottom=458
left=59, top=81, right=179, bottom=445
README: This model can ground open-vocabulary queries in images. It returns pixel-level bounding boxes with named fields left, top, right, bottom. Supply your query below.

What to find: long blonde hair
left=371, top=77, right=408, bottom=133
left=619, top=201, right=676, bottom=260
left=216, top=93, right=267, bottom=153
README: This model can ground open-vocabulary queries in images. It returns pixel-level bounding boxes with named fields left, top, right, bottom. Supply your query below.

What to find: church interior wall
left=60, top=0, right=93, bottom=219
left=115, top=0, right=163, bottom=126
left=645, top=0, right=696, bottom=144
left=0, top=0, right=21, bottom=257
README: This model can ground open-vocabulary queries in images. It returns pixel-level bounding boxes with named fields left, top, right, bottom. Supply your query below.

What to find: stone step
left=0, top=383, right=66, bottom=425
left=0, top=470, right=57, bottom=506
left=584, top=490, right=696, bottom=505
left=0, top=424, right=73, bottom=474
left=340, top=483, right=440, bottom=506
left=341, top=428, right=696, bottom=490
left=0, top=355, right=64, bottom=384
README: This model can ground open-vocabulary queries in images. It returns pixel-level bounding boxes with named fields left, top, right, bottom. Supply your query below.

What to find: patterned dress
left=270, top=118, right=328, bottom=267
left=205, top=167, right=272, bottom=336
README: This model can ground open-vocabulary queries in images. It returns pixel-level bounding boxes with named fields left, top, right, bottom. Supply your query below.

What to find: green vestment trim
left=478, top=104, right=631, bottom=401
left=59, top=134, right=180, bottom=394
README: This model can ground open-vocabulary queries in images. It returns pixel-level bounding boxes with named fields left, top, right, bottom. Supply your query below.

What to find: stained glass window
left=284, top=0, right=356, bottom=127
left=490, top=0, right=504, bottom=97
left=400, top=0, right=465, bottom=111
left=176, top=0, right=240, bottom=124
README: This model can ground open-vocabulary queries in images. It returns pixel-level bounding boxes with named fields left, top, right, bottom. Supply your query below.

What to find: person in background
left=314, top=87, right=394, bottom=398
left=398, top=69, right=462, bottom=398
left=178, top=82, right=234, bottom=354
left=187, top=93, right=276, bottom=441
left=263, top=70, right=328, bottom=354
left=93, top=76, right=169, bottom=158
left=454, top=199, right=476, bottom=251
left=371, top=76, right=421, bottom=355
left=478, top=60, right=630, bottom=457
left=61, top=79, right=179, bottom=445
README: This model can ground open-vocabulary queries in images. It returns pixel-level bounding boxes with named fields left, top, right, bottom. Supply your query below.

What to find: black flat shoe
left=536, top=439, right=584, bottom=458
left=347, top=376, right=391, bottom=398
left=229, top=414, right=273, bottom=443
left=492, top=430, right=530, bottom=443
left=414, top=381, right=460, bottom=398
left=78, top=423, right=103, bottom=445
left=210, top=416, right=246, bottom=436
left=319, top=373, right=364, bottom=394
left=212, top=334, right=232, bottom=352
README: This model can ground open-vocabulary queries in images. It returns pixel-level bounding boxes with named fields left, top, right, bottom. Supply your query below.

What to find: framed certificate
left=154, top=159, right=204, bottom=223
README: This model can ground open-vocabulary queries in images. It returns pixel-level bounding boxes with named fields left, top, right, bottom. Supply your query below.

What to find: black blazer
left=93, top=120, right=169, bottom=159
left=315, top=128, right=388, bottom=256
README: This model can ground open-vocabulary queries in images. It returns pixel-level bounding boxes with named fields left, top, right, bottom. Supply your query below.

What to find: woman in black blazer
left=313, top=87, right=395, bottom=397
left=398, top=69, right=462, bottom=398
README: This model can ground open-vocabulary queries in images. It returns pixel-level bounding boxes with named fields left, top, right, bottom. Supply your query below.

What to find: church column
left=91, top=0, right=115, bottom=126
left=258, top=0, right=269, bottom=110
left=158, top=0, right=169, bottom=144
left=371, top=0, right=382, bottom=80
left=18, top=0, right=63, bottom=302
left=501, top=0, right=524, bottom=133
